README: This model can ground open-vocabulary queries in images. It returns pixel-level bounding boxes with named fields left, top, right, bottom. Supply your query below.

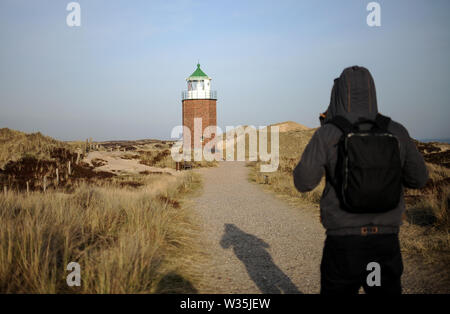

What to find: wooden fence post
left=56, top=168, right=59, bottom=187
left=68, top=161, right=71, bottom=175
left=3, top=186, right=6, bottom=196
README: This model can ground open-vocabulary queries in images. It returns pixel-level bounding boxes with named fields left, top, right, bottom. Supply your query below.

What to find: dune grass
left=0, top=171, right=203, bottom=293
left=138, top=142, right=218, bottom=169
left=405, top=164, right=450, bottom=229
left=247, top=128, right=323, bottom=205
left=0, top=128, right=74, bottom=169
left=401, top=164, right=450, bottom=270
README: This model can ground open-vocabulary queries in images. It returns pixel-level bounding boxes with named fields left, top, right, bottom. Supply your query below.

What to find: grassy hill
left=0, top=128, right=74, bottom=169
left=267, top=121, right=310, bottom=132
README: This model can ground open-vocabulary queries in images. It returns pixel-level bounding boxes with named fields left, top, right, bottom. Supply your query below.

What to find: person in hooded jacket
left=293, top=66, right=428, bottom=294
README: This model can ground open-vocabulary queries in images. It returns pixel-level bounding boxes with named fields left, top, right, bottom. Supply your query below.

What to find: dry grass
left=0, top=128, right=74, bottom=169
left=0, top=128, right=210, bottom=293
left=402, top=164, right=450, bottom=270
left=248, top=162, right=324, bottom=204
left=405, top=185, right=449, bottom=229
left=138, top=142, right=218, bottom=169
left=404, top=163, right=449, bottom=224
left=0, top=171, right=204, bottom=293
left=247, top=128, right=323, bottom=205
left=139, top=148, right=174, bottom=168
left=426, top=163, right=450, bottom=182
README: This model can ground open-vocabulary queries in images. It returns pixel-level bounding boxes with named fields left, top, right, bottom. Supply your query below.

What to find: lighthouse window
left=199, top=81, right=204, bottom=90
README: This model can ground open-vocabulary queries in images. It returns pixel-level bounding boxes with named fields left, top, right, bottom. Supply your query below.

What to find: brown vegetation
left=0, top=128, right=73, bottom=169
left=248, top=127, right=323, bottom=204
left=0, top=128, right=206, bottom=293
left=0, top=172, right=203, bottom=293
left=138, top=142, right=217, bottom=169
left=0, top=129, right=117, bottom=192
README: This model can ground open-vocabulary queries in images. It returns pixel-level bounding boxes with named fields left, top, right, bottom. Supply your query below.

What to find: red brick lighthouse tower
left=182, top=63, right=217, bottom=149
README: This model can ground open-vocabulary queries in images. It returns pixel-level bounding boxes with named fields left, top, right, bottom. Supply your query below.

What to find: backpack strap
left=375, top=114, right=391, bottom=131
left=327, top=115, right=353, bottom=135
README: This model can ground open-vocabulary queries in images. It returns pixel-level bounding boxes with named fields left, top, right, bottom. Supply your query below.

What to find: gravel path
left=193, top=161, right=324, bottom=294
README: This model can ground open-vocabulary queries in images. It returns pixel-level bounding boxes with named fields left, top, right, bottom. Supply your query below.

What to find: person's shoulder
left=318, top=122, right=342, bottom=136
left=313, top=124, right=342, bottom=144
left=387, top=118, right=411, bottom=139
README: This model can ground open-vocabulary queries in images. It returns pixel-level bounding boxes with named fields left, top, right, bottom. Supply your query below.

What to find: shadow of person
left=154, top=272, right=198, bottom=294
left=220, top=223, right=301, bottom=294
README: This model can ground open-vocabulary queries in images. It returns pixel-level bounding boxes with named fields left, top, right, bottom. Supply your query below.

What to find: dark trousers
left=320, top=234, right=403, bottom=294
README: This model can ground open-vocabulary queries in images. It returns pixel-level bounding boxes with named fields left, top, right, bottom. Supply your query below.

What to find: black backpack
left=327, top=114, right=402, bottom=214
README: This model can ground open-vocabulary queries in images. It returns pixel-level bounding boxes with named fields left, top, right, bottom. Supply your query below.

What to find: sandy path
left=83, top=151, right=177, bottom=175
left=193, top=161, right=324, bottom=294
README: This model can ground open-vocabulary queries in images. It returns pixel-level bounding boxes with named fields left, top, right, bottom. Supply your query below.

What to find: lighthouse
left=182, top=63, right=217, bottom=149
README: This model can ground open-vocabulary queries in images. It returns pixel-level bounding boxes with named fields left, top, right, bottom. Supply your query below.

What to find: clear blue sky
left=1, top=0, right=449, bottom=141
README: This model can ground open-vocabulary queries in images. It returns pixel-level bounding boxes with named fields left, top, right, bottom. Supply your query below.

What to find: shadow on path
left=154, top=272, right=198, bottom=294
left=220, top=224, right=302, bottom=294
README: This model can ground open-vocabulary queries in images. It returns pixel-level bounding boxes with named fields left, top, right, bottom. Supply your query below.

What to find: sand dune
left=267, top=121, right=310, bottom=132
left=83, top=151, right=177, bottom=175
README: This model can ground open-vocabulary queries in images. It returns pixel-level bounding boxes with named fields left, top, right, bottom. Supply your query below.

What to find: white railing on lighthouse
left=182, top=90, right=217, bottom=100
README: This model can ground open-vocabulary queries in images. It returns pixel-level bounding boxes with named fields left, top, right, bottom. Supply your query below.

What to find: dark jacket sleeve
left=293, top=128, right=327, bottom=192
left=402, top=130, right=429, bottom=189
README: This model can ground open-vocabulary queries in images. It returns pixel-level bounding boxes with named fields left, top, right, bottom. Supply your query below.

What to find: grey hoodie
left=293, top=66, right=428, bottom=235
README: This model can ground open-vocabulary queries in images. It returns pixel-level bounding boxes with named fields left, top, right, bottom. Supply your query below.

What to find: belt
left=326, top=226, right=399, bottom=236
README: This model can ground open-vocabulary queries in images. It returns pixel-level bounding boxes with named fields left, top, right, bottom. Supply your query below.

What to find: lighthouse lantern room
left=182, top=63, right=217, bottom=100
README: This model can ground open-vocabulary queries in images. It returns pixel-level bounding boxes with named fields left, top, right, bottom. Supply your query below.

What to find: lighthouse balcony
left=182, top=90, right=217, bottom=100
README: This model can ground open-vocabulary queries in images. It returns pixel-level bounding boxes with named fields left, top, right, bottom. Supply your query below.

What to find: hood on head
left=323, top=66, right=378, bottom=124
